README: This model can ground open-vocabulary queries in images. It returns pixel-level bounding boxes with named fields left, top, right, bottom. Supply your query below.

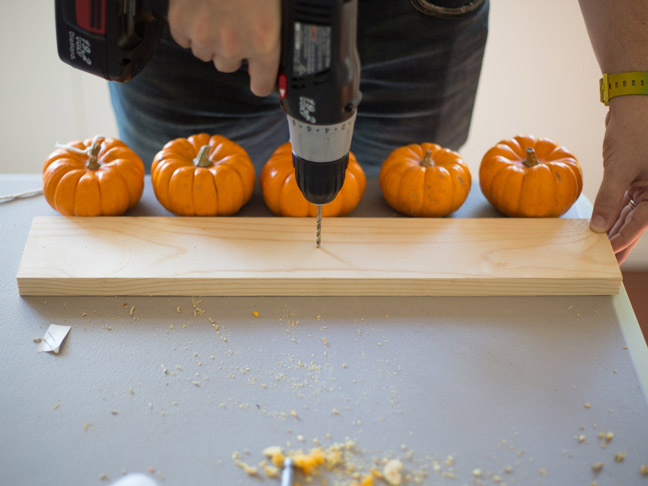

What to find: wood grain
left=17, top=216, right=621, bottom=296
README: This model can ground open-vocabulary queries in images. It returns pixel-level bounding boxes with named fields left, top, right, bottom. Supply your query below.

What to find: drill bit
left=281, top=457, right=295, bottom=486
left=316, top=205, right=322, bottom=248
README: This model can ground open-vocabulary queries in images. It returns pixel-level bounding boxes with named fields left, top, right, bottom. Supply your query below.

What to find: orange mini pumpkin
left=260, top=142, right=366, bottom=217
left=151, top=133, right=256, bottom=216
left=479, top=135, right=583, bottom=217
left=379, top=143, right=471, bottom=217
left=42, top=136, right=145, bottom=216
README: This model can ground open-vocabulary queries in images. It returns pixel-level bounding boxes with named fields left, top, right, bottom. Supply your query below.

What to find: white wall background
left=1, top=0, right=647, bottom=269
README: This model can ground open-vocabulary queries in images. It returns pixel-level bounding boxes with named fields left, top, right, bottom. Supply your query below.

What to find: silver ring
left=629, top=199, right=638, bottom=210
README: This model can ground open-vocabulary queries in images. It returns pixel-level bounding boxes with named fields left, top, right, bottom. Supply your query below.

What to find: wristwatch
left=600, top=72, right=648, bottom=106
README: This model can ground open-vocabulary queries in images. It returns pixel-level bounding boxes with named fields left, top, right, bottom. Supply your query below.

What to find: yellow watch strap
left=600, top=72, right=648, bottom=106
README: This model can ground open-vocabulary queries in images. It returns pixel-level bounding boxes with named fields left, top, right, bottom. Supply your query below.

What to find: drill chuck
left=293, top=155, right=349, bottom=205
left=287, top=112, right=356, bottom=205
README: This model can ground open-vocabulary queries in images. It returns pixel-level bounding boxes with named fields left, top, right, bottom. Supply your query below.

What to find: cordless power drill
left=55, top=0, right=361, bottom=237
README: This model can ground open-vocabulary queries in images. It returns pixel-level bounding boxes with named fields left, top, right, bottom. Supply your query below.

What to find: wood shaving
left=263, top=464, right=280, bottom=478
left=234, top=460, right=258, bottom=476
left=640, top=465, right=648, bottom=476
left=592, top=462, right=603, bottom=473
left=614, top=452, right=626, bottom=462
left=383, top=459, right=403, bottom=486
left=262, top=446, right=285, bottom=467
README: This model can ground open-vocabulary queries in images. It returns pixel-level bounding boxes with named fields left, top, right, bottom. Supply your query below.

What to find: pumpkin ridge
left=447, top=165, right=469, bottom=211
left=505, top=138, right=524, bottom=159
left=550, top=161, right=582, bottom=213
left=191, top=167, right=201, bottom=215
left=74, top=171, right=101, bottom=216
left=214, top=163, right=240, bottom=212
left=54, top=170, right=84, bottom=216
left=44, top=150, right=85, bottom=170
left=490, top=166, right=517, bottom=214
left=399, top=165, right=425, bottom=216
left=434, top=165, right=454, bottom=216
left=98, top=169, right=130, bottom=215
left=520, top=164, right=553, bottom=217
left=107, top=160, right=142, bottom=209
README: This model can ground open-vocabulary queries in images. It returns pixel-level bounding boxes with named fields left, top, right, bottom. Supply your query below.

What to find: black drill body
left=54, top=0, right=361, bottom=205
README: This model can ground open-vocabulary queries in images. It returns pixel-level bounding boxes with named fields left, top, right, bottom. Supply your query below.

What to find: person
left=109, top=0, right=647, bottom=264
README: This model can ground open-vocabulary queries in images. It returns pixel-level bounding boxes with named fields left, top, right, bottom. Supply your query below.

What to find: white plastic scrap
left=37, top=324, right=71, bottom=354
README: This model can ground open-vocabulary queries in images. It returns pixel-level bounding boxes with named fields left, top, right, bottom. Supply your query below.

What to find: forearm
left=578, top=0, right=648, bottom=74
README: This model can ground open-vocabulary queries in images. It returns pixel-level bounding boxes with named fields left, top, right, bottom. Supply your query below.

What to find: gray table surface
left=1, top=174, right=647, bottom=486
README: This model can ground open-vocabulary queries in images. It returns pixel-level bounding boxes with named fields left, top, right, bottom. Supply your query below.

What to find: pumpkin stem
left=194, top=145, right=212, bottom=168
left=421, top=149, right=434, bottom=167
left=523, top=147, right=539, bottom=168
left=86, top=140, right=102, bottom=170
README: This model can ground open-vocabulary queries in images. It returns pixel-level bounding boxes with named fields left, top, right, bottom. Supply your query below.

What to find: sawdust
left=383, top=459, right=403, bottom=485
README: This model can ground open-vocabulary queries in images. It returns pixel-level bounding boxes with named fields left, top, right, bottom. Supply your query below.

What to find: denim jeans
left=109, top=0, right=489, bottom=177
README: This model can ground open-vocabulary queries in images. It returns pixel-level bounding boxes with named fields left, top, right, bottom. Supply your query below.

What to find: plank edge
left=17, top=277, right=622, bottom=297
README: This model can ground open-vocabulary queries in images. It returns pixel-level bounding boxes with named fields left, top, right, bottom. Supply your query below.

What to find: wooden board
left=16, top=216, right=621, bottom=296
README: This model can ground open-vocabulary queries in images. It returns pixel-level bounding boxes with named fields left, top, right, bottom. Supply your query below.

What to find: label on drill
left=287, top=112, right=356, bottom=163
left=67, top=31, right=93, bottom=66
left=293, top=22, right=331, bottom=77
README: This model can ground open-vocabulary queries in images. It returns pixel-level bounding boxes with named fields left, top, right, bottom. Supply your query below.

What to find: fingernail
left=590, top=215, right=607, bottom=232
